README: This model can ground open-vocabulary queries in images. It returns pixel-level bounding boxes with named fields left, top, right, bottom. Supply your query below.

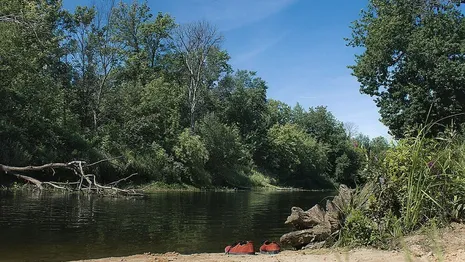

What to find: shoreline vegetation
left=1, top=180, right=334, bottom=193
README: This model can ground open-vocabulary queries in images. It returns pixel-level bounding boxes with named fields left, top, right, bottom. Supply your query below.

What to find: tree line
left=0, top=0, right=388, bottom=189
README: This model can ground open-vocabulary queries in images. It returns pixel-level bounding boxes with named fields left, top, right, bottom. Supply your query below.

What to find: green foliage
left=197, top=114, right=252, bottom=187
left=339, top=208, right=402, bottom=249
left=174, top=129, right=210, bottom=186
left=341, top=209, right=379, bottom=246
left=267, top=124, right=332, bottom=188
left=339, top=125, right=465, bottom=248
left=290, top=105, right=363, bottom=186
left=348, top=0, right=465, bottom=138
left=266, top=99, right=292, bottom=126
left=249, top=169, right=277, bottom=188
left=0, top=0, right=85, bottom=165
left=122, top=142, right=183, bottom=184
left=219, top=70, right=268, bottom=159
left=354, top=135, right=391, bottom=182
left=0, top=0, right=368, bottom=190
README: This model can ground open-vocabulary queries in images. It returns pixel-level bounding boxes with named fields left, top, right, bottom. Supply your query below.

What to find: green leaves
left=267, top=124, right=331, bottom=188
left=349, top=0, right=465, bottom=138
left=0, top=0, right=372, bottom=190
left=197, top=113, right=252, bottom=187
left=174, top=129, right=210, bottom=185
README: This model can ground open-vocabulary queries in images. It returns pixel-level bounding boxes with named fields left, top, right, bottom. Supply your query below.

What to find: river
left=0, top=190, right=333, bottom=261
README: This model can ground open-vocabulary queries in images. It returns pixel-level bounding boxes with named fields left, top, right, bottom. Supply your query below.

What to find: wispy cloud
left=213, top=0, right=298, bottom=30
left=173, top=0, right=298, bottom=31
left=232, top=32, right=288, bottom=64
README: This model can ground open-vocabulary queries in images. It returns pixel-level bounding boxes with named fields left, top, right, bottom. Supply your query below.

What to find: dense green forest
left=0, top=0, right=389, bottom=189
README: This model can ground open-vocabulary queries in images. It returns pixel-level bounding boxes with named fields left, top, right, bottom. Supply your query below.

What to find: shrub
left=122, top=142, right=184, bottom=184
left=339, top=125, right=465, bottom=248
left=266, top=124, right=332, bottom=188
left=173, top=129, right=210, bottom=186
left=197, top=113, right=252, bottom=187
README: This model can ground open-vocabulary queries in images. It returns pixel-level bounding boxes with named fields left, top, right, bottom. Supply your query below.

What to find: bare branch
left=43, top=182, right=68, bottom=190
left=86, top=156, right=124, bottom=167
left=107, top=173, right=138, bottom=186
left=0, top=15, right=30, bottom=25
left=1, top=162, right=77, bottom=173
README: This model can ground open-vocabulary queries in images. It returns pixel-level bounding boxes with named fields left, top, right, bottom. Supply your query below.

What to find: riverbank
left=138, top=181, right=330, bottom=193
left=72, top=223, right=465, bottom=262
left=0, top=180, right=334, bottom=194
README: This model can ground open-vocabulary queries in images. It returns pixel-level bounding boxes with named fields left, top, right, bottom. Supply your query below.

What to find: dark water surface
left=0, top=190, right=333, bottom=261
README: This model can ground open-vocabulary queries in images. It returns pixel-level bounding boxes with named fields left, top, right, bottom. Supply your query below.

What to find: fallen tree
left=0, top=160, right=142, bottom=196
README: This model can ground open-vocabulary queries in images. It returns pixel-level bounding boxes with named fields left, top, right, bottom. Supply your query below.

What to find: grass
left=335, top=120, right=465, bottom=252
left=139, top=170, right=304, bottom=192
left=336, top=125, right=465, bottom=254
left=138, top=181, right=200, bottom=192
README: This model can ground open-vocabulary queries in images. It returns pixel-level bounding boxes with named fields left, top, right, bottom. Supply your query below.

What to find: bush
left=173, top=129, right=210, bottom=186
left=121, top=142, right=184, bottom=184
left=339, top=126, right=465, bottom=248
left=197, top=113, right=252, bottom=187
left=266, top=124, right=332, bottom=188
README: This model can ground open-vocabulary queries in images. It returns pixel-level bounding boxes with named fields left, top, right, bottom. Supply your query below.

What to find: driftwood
left=280, top=184, right=354, bottom=249
left=280, top=225, right=331, bottom=250
left=284, top=205, right=328, bottom=230
left=0, top=160, right=142, bottom=196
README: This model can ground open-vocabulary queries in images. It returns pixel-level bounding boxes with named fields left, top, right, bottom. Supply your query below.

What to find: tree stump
left=280, top=184, right=353, bottom=249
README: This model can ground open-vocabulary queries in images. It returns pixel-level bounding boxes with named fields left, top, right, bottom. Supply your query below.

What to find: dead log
left=302, top=241, right=326, bottom=250
left=325, top=199, right=342, bottom=232
left=280, top=225, right=331, bottom=249
left=1, top=162, right=75, bottom=173
left=331, top=184, right=353, bottom=211
left=14, top=174, right=43, bottom=190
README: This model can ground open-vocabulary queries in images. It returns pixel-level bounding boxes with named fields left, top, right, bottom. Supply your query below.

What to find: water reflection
left=0, top=190, right=333, bottom=261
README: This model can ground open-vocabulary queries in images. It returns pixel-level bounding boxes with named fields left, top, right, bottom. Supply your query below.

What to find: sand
left=72, top=223, right=465, bottom=262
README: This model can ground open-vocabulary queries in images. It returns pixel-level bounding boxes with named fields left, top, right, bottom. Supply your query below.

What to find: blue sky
left=63, top=0, right=389, bottom=139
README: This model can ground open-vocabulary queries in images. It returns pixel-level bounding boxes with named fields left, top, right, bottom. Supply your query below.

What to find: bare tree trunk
left=190, top=110, right=195, bottom=133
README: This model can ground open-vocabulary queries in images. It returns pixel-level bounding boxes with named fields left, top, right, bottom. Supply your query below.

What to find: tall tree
left=110, top=0, right=175, bottom=82
left=0, top=0, right=78, bottom=164
left=172, top=20, right=225, bottom=132
left=221, top=71, right=268, bottom=152
left=348, top=0, right=465, bottom=138
left=344, top=122, right=359, bottom=139
left=267, top=99, right=292, bottom=126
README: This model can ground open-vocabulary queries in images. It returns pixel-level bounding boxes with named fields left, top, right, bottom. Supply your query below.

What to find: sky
left=63, top=0, right=390, bottom=139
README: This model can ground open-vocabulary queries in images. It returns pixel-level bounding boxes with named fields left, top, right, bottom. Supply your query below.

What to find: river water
left=0, top=190, right=333, bottom=261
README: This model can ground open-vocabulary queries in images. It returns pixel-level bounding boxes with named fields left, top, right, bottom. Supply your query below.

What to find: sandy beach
left=73, top=223, right=465, bottom=262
